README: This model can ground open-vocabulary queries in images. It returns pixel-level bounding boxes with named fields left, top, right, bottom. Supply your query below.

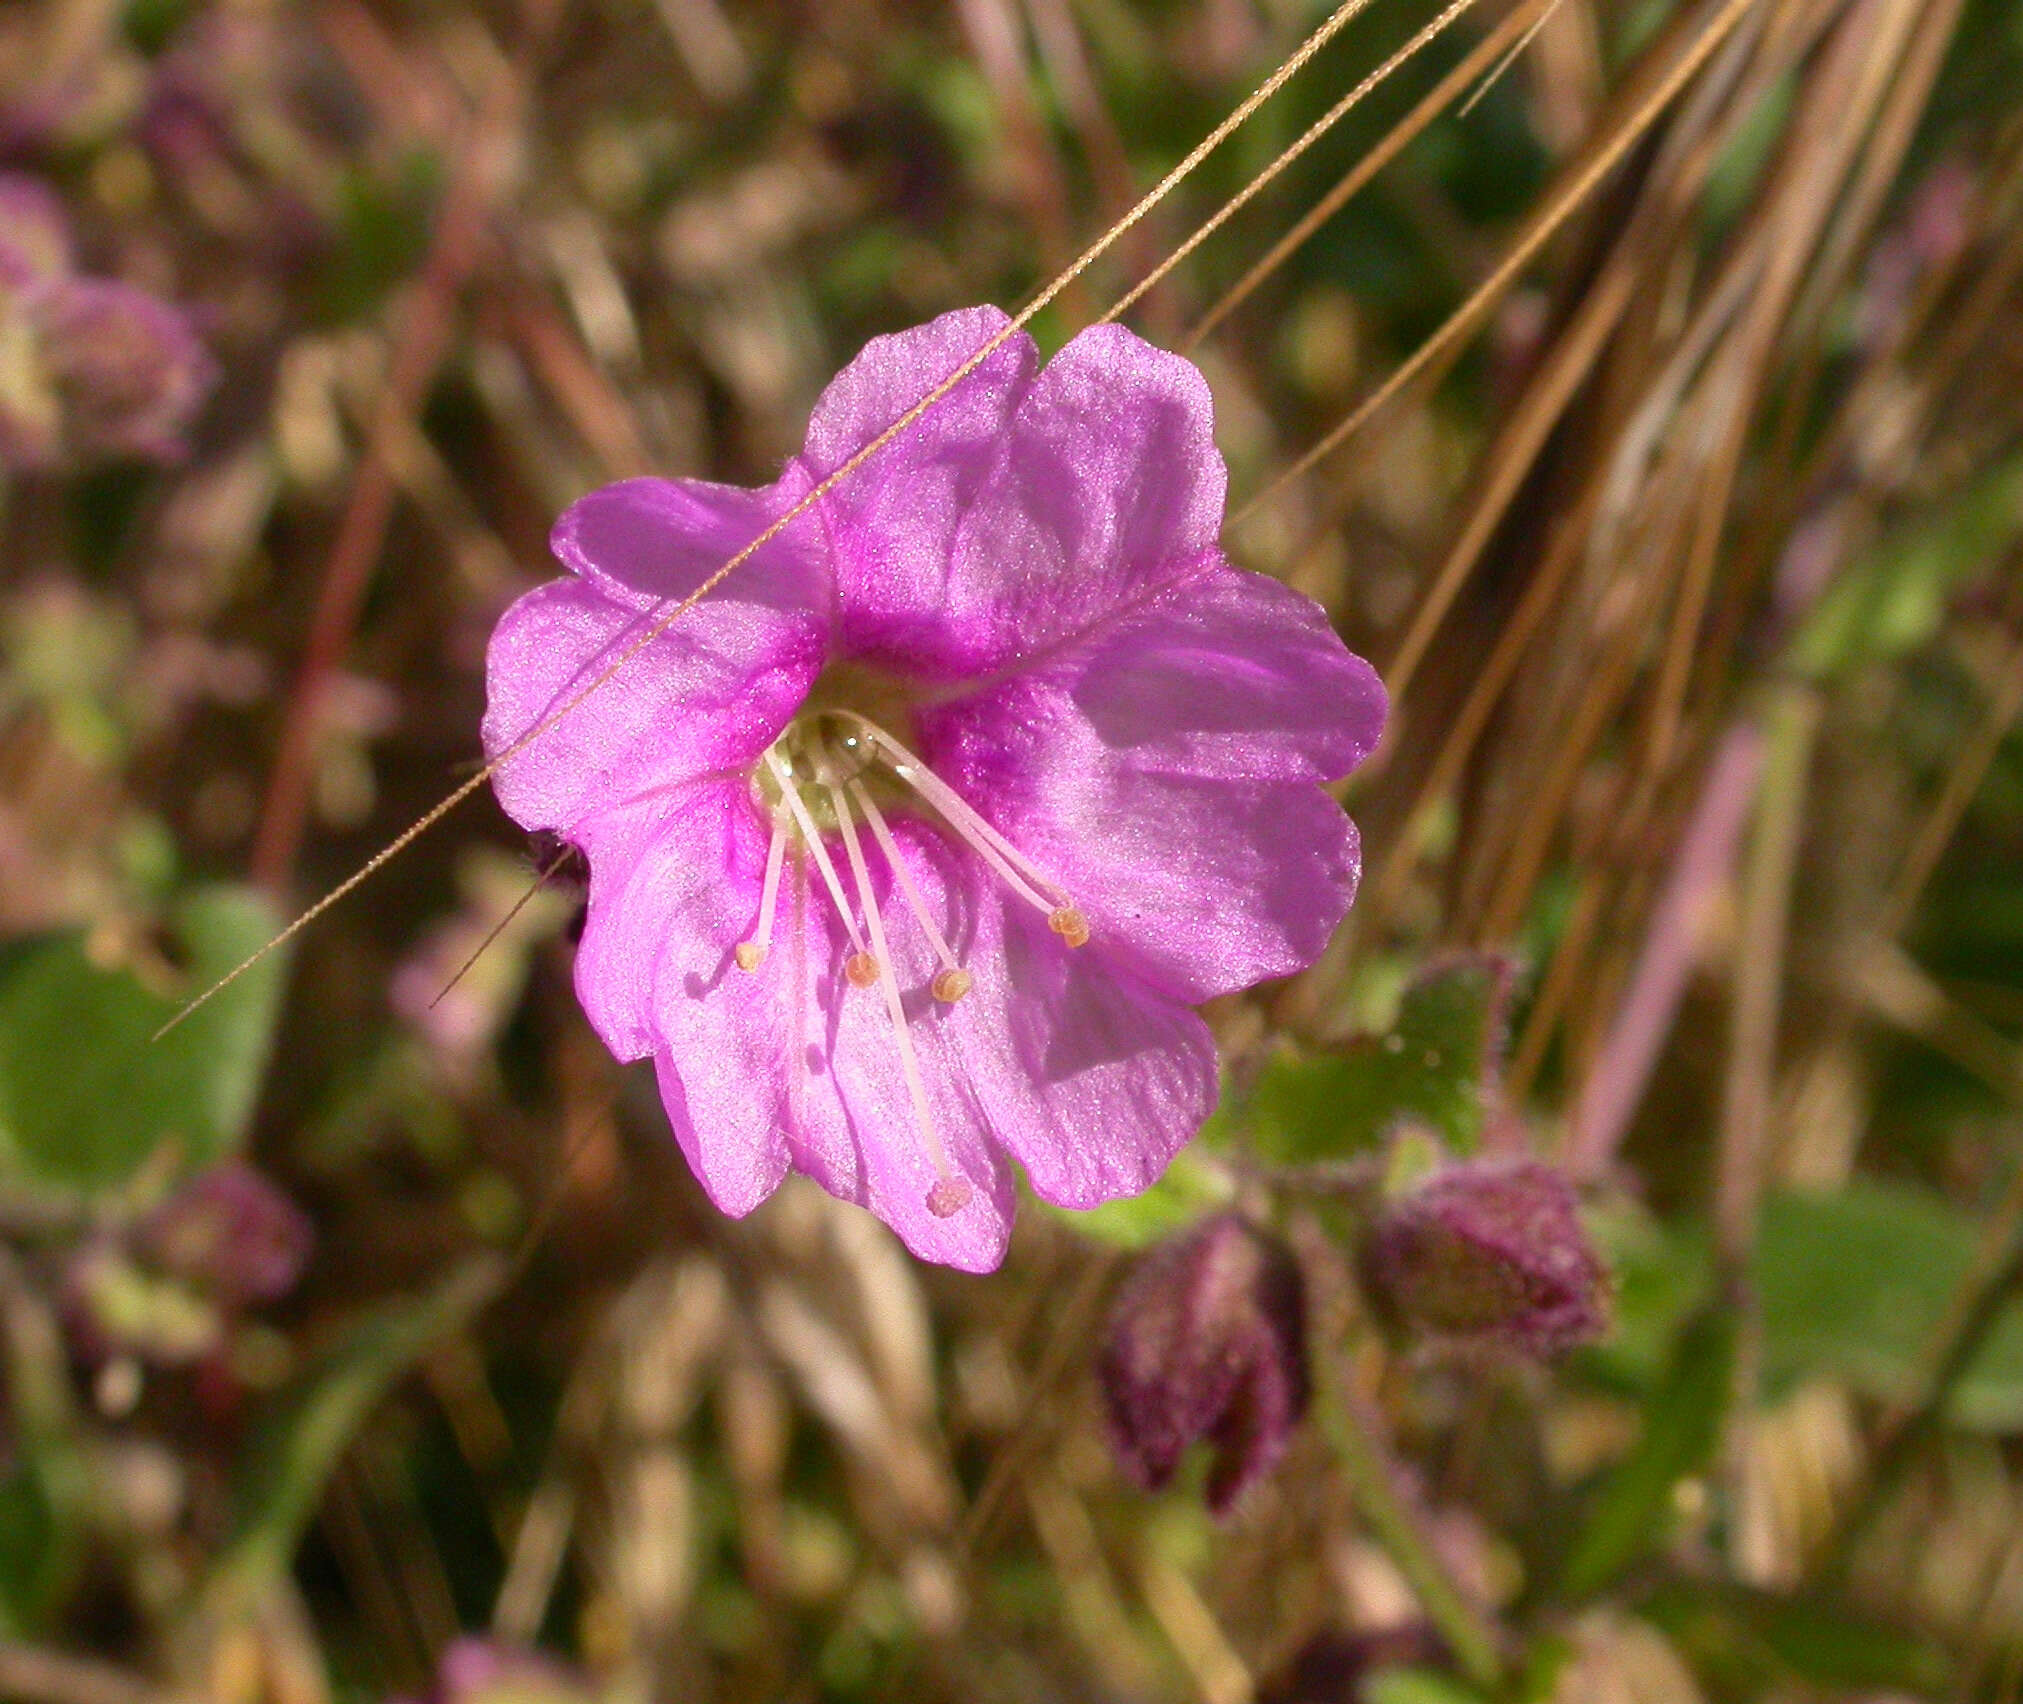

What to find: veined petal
left=1051, top=563, right=1386, bottom=783
left=954, top=870, right=1219, bottom=1210
left=799, top=305, right=1037, bottom=679
left=918, top=565, right=1381, bottom=1002
left=774, top=816, right=1017, bottom=1273
left=481, top=578, right=818, bottom=834
left=829, top=817, right=1217, bottom=1219
left=941, top=323, right=1228, bottom=669
left=803, top=314, right=1231, bottom=684
left=552, top=472, right=832, bottom=623
left=572, top=781, right=793, bottom=1213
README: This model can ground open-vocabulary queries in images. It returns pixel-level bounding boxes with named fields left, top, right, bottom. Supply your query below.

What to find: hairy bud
left=1097, top=1212, right=1308, bottom=1515
left=1362, top=1159, right=1605, bottom=1355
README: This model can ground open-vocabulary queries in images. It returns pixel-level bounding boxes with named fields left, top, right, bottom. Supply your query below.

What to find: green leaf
left=1791, top=453, right=2023, bottom=681
left=1756, top=1180, right=2023, bottom=1429
left=1219, top=956, right=1512, bottom=1164
left=1560, top=1305, right=1737, bottom=1599
left=1579, top=1201, right=1716, bottom=1394
left=1641, top=1581, right=1952, bottom=1696
left=1054, top=1147, right=1233, bottom=1250
left=205, top=1256, right=505, bottom=1608
left=0, top=1468, right=60, bottom=1635
left=0, top=886, right=288, bottom=1196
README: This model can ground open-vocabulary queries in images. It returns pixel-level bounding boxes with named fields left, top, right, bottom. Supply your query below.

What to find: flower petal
left=1047, top=562, right=1387, bottom=782
left=914, top=832, right=1218, bottom=1207
left=576, top=781, right=1018, bottom=1266
left=943, top=322, right=1228, bottom=665
left=551, top=472, right=831, bottom=623
left=481, top=578, right=820, bottom=834
left=804, top=316, right=1234, bottom=682
left=774, top=828, right=1018, bottom=1273
left=918, top=564, right=1382, bottom=1002
left=799, top=306, right=1037, bottom=679
left=571, top=781, right=793, bottom=1213
left=821, top=817, right=1216, bottom=1215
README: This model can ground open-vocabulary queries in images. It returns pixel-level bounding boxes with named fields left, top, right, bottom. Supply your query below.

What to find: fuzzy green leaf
left=0, top=886, right=288, bottom=1196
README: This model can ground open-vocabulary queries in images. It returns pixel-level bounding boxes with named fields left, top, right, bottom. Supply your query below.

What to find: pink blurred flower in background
left=483, top=308, right=1386, bottom=1270
left=0, top=171, right=216, bottom=468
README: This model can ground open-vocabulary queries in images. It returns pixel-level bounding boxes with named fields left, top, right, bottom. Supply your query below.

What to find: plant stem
left=1315, top=1378, right=1505, bottom=1693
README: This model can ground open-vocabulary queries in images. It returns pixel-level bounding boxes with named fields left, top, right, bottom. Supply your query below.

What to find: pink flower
left=483, top=308, right=1385, bottom=1270
left=0, top=173, right=216, bottom=469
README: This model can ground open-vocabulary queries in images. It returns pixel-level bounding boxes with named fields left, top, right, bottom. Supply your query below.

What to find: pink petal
left=918, top=565, right=1382, bottom=1003
left=943, top=323, right=1228, bottom=666
left=818, top=818, right=1215, bottom=1226
left=946, top=854, right=1219, bottom=1208
left=770, top=822, right=1018, bottom=1272
left=551, top=473, right=831, bottom=623
left=802, top=315, right=1234, bottom=683
left=799, top=306, right=1038, bottom=679
left=573, top=782, right=792, bottom=1214
left=482, top=579, right=818, bottom=835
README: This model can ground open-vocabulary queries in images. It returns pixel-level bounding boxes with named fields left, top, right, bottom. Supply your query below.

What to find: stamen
left=764, top=752, right=876, bottom=970
left=1048, top=906, right=1091, bottom=949
left=849, top=779, right=970, bottom=1003
left=828, top=781, right=973, bottom=1220
left=736, top=814, right=789, bottom=971
left=840, top=714, right=1078, bottom=924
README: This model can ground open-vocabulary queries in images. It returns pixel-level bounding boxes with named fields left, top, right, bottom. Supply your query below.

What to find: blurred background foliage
left=3, top=0, right=2023, bottom=1698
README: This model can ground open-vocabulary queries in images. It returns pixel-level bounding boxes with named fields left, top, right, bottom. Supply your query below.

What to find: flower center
left=734, top=699, right=1090, bottom=1222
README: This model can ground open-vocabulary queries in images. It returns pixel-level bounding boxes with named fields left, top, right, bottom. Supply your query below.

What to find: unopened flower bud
left=1362, top=1159, right=1605, bottom=1355
left=141, top=1163, right=313, bottom=1309
left=1097, top=1212, right=1308, bottom=1515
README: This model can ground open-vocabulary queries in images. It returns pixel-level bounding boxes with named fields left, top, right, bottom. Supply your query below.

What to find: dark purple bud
left=142, top=1164, right=314, bottom=1309
left=1362, top=1160, right=1606, bottom=1355
left=402, top=1641, right=595, bottom=1704
left=1096, top=1213, right=1308, bottom=1516
left=0, top=175, right=74, bottom=287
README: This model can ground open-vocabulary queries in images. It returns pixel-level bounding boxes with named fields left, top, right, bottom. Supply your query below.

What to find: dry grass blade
left=1094, top=0, right=1491, bottom=332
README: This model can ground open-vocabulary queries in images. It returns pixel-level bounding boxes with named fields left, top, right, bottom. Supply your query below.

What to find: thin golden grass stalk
left=1098, top=0, right=1490, bottom=328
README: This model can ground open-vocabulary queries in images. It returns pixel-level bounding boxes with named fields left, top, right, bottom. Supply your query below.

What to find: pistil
left=764, top=751, right=878, bottom=986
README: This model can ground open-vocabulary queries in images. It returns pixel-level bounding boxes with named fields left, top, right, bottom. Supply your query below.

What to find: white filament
left=737, top=813, right=789, bottom=969
left=839, top=714, right=1069, bottom=918
left=764, top=751, right=872, bottom=962
left=849, top=779, right=963, bottom=981
left=828, top=782, right=971, bottom=1217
